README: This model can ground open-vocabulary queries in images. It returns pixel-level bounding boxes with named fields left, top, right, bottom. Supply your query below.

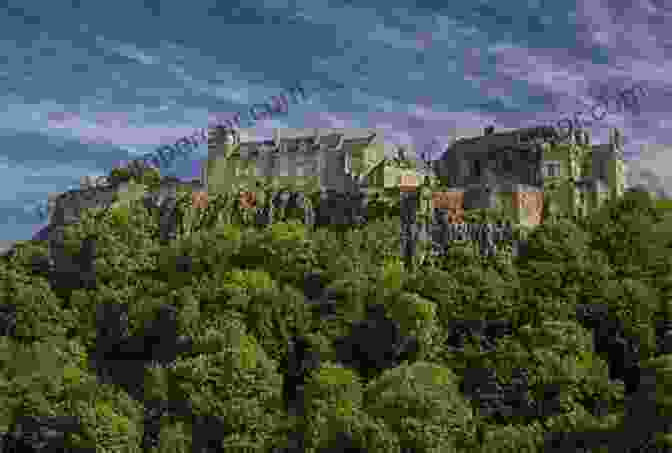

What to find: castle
left=432, top=125, right=626, bottom=227
left=43, top=124, right=627, bottom=231
left=204, top=127, right=385, bottom=196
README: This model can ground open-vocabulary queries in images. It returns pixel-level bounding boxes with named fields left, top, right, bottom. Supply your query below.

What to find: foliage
left=0, top=184, right=670, bottom=451
left=386, top=292, right=441, bottom=362
left=108, top=166, right=133, bottom=185
left=462, top=207, right=515, bottom=225
left=108, top=162, right=161, bottom=191
left=163, top=318, right=285, bottom=451
left=0, top=337, right=143, bottom=450
left=363, top=362, right=476, bottom=452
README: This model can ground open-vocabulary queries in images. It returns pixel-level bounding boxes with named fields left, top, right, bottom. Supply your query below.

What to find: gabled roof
left=446, top=126, right=559, bottom=155
left=214, top=128, right=381, bottom=157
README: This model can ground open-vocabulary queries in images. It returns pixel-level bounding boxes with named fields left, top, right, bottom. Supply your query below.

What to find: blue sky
left=1, top=0, right=671, bottom=243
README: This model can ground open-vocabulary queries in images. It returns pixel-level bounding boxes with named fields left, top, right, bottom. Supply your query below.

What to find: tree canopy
left=1, top=179, right=671, bottom=452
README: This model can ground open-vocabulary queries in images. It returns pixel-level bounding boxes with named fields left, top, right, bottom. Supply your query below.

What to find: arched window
left=343, top=150, right=352, bottom=175
left=473, top=159, right=482, bottom=177
left=502, top=152, right=513, bottom=172
left=543, top=161, right=561, bottom=178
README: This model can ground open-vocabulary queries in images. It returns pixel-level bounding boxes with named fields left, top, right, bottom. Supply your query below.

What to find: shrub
left=386, top=292, right=441, bottom=362
left=163, top=318, right=284, bottom=452
left=364, top=362, right=476, bottom=452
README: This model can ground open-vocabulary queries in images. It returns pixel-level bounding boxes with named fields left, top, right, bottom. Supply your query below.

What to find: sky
left=1, top=0, right=671, bottom=243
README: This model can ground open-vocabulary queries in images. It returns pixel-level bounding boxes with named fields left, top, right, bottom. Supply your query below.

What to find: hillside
left=0, top=179, right=671, bottom=452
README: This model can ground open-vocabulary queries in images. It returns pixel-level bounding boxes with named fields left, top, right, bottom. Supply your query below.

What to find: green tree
left=585, top=190, right=665, bottom=277
left=363, top=361, right=476, bottom=452
left=0, top=337, right=143, bottom=451
left=514, top=218, right=610, bottom=323
left=613, top=354, right=672, bottom=450
left=163, top=317, right=285, bottom=452
left=302, top=362, right=402, bottom=452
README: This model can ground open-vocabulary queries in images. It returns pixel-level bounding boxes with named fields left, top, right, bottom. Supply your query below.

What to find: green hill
left=0, top=177, right=671, bottom=452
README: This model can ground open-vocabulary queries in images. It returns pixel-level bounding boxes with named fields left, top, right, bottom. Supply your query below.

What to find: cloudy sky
left=1, top=0, right=671, bottom=243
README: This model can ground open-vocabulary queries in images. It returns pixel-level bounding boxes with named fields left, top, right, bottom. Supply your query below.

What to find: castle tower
left=206, top=126, right=240, bottom=192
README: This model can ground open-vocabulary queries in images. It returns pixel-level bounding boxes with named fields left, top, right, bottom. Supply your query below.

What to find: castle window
left=543, top=161, right=561, bottom=178
left=344, top=150, right=351, bottom=174
left=502, top=155, right=513, bottom=172
left=472, top=159, right=482, bottom=177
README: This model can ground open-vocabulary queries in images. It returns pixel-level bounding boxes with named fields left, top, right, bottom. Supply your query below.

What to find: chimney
left=613, top=128, right=622, bottom=150
left=47, top=193, right=61, bottom=224
left=609, top=128, right=614, bottom=147
left=201, top=162, right=208, bottom=187
left=484, top=125, right=495, bottom=135
left=574, top=128, right=584, bottom=145
left=313, top=128, right=321, bottom=147
left=80, top=176, right=93, bottom=189
left=333, top=133, right=344, bottom=151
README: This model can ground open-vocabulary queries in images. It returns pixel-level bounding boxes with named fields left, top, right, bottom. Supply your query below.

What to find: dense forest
left=0, top=176, right=671, bottom=452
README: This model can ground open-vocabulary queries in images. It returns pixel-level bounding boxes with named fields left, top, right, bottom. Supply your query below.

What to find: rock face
left=43, top=177, right=204, bottom=243
left=45, top=175, right=204, bottom=228
left=48, top=186, right=118, bottom=227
